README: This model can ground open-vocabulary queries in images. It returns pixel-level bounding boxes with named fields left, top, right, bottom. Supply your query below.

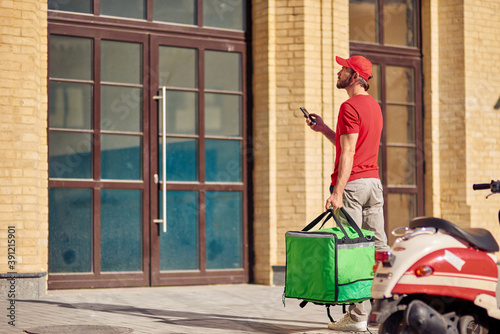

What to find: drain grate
left=24, top=325, right=133, bottom=334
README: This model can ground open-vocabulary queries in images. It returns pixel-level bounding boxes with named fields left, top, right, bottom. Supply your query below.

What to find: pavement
left=1, top=284, right=379, bottom=334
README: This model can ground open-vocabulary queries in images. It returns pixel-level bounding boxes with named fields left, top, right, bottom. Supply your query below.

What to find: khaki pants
left=331, top=178, right=390, bottom=322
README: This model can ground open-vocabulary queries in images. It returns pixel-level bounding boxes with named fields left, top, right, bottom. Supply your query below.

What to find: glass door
left=47, top=27, right=151, bottom=289
left=149, top=36, right=248, bottom=285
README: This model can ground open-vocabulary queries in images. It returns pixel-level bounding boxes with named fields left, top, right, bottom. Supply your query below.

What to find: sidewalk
left=1, top=284, right=378, bottom=334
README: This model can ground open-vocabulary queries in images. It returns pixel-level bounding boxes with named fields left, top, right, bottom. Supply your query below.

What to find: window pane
left=204, top=0, right=245, bottom=31
left=349, top=0, right=378, bottom=43
left=384, top=0, right=416, bottom=47
left=49, top=188, right=92, bottom=273
left=100, top=0, right=145, bottom=19
left=161, top=91, right=197, bottom=135
left=205, top=139, right=241, bottom=182
left=386, top=105, right=415, bottom=145
left=386, top=146, right=416, bottom=186
left=49, top=35, right=92, bottom=80
left=205, top=93, right=241, bottom=137
left=48, top=0, right=92, bottom=13
left=206, top=191, right=243, bottom=269
left=368, top=64, right=381, bottom=101
left=159, top=46, right=197, bottom=88
left=160, top=191, right=199, bottom=271
left=160, top=138, right=198, bottom=182
left=386, top=66, right=414, bottom=103
left=101, top=134, right=142, bottom=180
left=102, top=40, right=142, bottom=84
left=49, top=82, right=93, bottom=129
left=205, top=51, right=242, bottom=91
left=387, top=193, right=416, bottom=244
left=101, top=190, right=142, bottom=272
left=101, top=85, right=142, bottom=132
left=153, top=0, right=196, bottom=25
left=49, top=131, right=92, bottom=179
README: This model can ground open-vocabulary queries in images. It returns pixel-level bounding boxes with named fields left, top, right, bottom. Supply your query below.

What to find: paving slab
left=1, top=284, right=378, bottom=334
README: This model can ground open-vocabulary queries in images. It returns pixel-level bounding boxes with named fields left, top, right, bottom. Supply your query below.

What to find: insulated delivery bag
left=284, top=208, right=375, bottom=306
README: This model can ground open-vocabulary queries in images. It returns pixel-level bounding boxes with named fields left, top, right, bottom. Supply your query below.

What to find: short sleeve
left=337, top=102, right=359, bottom=135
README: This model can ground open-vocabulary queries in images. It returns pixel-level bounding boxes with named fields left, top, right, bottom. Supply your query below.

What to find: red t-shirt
left=331, top=94, right=382, bottom=185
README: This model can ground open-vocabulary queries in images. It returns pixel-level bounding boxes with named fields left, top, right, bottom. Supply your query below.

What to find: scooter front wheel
left=458, top=315, right=488, bottom=334
left=379, top=310, right=409, bottom=334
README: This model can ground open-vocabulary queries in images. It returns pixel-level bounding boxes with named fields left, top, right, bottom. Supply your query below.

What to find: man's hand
left=306, top=113, right=336, bottom=145
left=325, top=191, right=343, bottom=211
left=306, top=113, right=324, bottom=132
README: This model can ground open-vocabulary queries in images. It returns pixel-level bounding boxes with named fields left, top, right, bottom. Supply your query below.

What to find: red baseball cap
left=336, top=55, right=372, bottom=81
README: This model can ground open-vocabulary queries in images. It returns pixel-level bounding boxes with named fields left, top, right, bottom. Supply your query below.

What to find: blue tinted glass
left=101, top=134, right=142, bottom=180
left=153, top=0, right=196, bottom=25
left=101, top=190, right=142, bottom=272
left=101, top=85, right=142, bottom=132
left=203, top=0, right=245, bottom=31
left=49, top=81, right=93, bottom=129
left=160, top=138, right=197, bottom=181
left=205, top=93, right=241, bottom=137
left=162, top=90, right=198, bottom=135
left=205, top=51, right=242, bottom=91
left=49, top=35, right=92, bottom=80
left=48, top=0, right=92, bottom=13
left=160, top=191, right=199, bottom=271
left=49, top=131, right=92, bottom=179
left=101, top=0, right=145, bottom=19
left=206, top=191, right=242, bottom=269
left=49, top=188, right=92, bottom=273
left=205, top=139, right=241, bottom=182
left=101, top=40, right=142, bottom=84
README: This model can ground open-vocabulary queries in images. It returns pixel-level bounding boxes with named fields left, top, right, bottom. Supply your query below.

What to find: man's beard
left=336, top=73, right=355, bottom=89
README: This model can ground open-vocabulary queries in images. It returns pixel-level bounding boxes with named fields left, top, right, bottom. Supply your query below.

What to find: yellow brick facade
left=0, top=0, right=499, bottom=291
left=253, top=0, right=500, bottom=284
left=0, top=0, right=48, bottom=294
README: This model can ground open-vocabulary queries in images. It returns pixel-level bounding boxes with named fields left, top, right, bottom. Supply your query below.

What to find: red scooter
left=369, top=180, right=500, bottom=333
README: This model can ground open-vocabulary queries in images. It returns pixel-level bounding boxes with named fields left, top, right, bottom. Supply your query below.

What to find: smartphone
left=300, top=107, right=316, bottom=125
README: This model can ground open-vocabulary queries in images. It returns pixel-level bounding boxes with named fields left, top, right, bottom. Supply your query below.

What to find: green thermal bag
left=284, top=208, right=375, bottom=305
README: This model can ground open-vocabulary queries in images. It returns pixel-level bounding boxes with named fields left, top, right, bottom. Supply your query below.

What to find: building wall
left=422, top=0, right=500, bottom=232
left=252, top=0, right=348, bottom=285
left=253, top=0, right=500, bottom=284
left=0, top=0, right=499, bottom=290
left=0, top=0, right=48, bottom=297
left=463, top=0, right=500, bottom=232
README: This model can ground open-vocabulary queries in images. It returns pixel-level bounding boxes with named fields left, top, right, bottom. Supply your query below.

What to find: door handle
left=153, top=87, right=167, bottom=233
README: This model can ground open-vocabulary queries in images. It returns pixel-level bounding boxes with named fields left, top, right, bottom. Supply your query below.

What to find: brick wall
left=0, top=0, right=48, bottom=296
left=252, top=0, right=348, bottom=284
left=463, top=1, right=500, bottom=233
left=423, top=0, right=500, bottom=235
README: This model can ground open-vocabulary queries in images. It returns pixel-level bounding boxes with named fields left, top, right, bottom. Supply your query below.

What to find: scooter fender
left=372, top=231, right=467, bottom=299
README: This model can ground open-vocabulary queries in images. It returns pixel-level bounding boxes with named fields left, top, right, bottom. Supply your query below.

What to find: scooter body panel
left=372, top=230, right=469, bottom=299
left=392, top=247, right=498, bottom=301
left=370, top=227, right=500, bottom=328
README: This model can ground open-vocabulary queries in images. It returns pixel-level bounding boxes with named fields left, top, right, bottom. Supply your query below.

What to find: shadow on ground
left=18, top=299, right=327, bottom=334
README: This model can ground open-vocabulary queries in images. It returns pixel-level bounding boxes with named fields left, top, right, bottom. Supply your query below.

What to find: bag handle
left=301, top=210, right=332, bottom=232
left=301, top=208, right=365, bottom=239
left=336, top=207, right=365, bottom=238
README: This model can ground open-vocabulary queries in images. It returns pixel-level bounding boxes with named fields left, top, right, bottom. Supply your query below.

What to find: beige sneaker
left=327, top=313, right=368, bottom=332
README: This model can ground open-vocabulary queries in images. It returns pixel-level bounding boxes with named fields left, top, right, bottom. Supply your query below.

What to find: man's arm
left=307, top=113, right=336, bottom=145
left=325, top=133, right=358, bottom=210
